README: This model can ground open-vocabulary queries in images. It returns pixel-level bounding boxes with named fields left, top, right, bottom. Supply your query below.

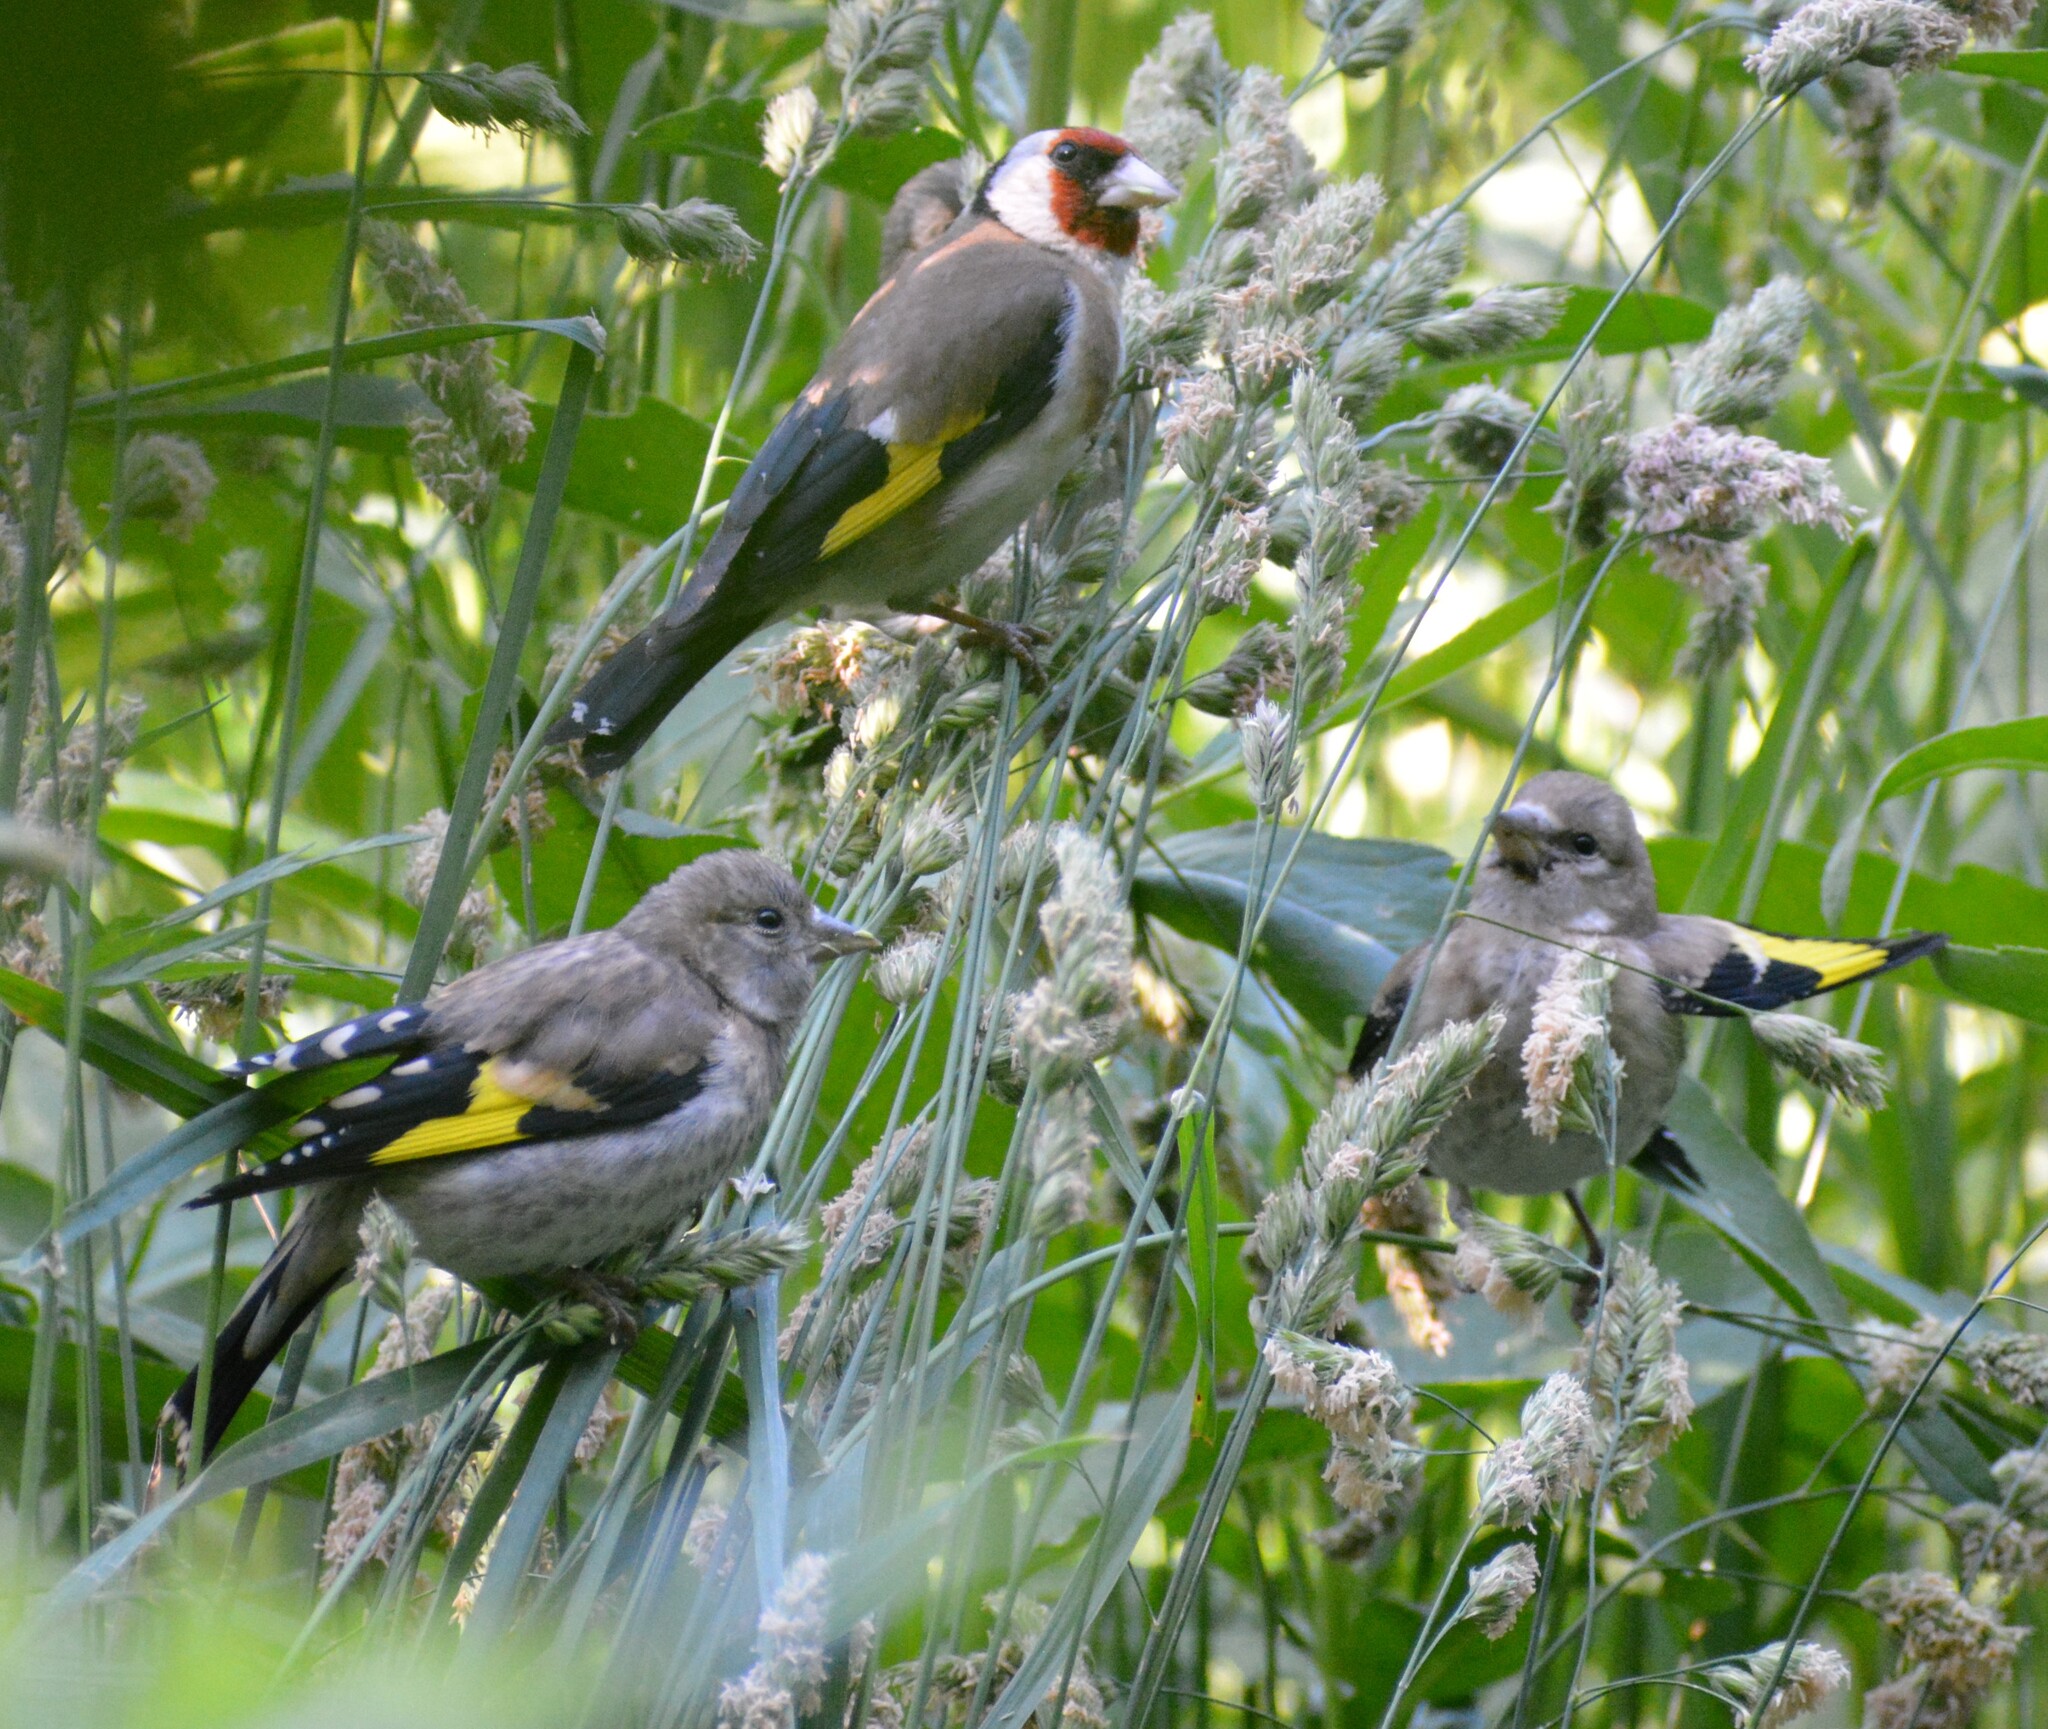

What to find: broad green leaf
left=1380, top=563, right=1596, bottom=710
left=506, top=395, right=727, bottom=537
left=1130, top=826, right=1454, bottom=1040
left=1657, top=1076, right=1846, bottom=1325
left=1951, top=47, right=2048, bottom=83
left=0, top=965, right=230, bottom=1117
left=1869, top=358, right=2048, bottom=421
left=1932, top=945, right=2048, bottom=1024
left=638, top=95, right=962, bottom=201
left=1823, top=717, right=2048, bottom=921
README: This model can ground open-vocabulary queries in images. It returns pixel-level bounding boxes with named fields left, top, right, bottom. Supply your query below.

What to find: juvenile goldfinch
left=167, top=850, right=878, bottom=1459
left=552, top=128, right=1176, bottom=769
left=1351, top=771, right=1943, bottom=1202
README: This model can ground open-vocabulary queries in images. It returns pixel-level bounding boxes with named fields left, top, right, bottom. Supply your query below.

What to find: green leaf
left=0, top=965, right=230, bottom=1117
left=638, top=95, right=962, bottom=202
left=505, top=394, right=727, bottom=537
left=1468, top=284, right=1715, bottom=366
left=1932, top=945, right=2048, bottom=1024
left=1183, top=1113, right=1219, bottom=1443
left=1951, top=47, right=2048, bottom=84
left=1380, top=564, right=1596, bottom=710
left=1656, top=1076, right=1847, bottom=1325
left=1130, top=826, right=1454, bottom=1041
left=1823, top=718, right=2048, bottom=922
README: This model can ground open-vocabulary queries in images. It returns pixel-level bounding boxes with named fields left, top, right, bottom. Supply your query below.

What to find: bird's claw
left=917, top=603, right=1052, bottom=685
left=556, top=1270, right=643, bottom=1347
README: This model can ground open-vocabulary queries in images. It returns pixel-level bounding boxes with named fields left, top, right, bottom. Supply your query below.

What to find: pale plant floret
left=1324, top=1436, right=1419, bottom=1518
left=1363, top=1177, right=1456, bottom=1357
left=1626, top=414, right=1857, bottom=539
left=1477, top=1372, right=1595, bottom=1528
left=1262, top=1330, right=1409, bottom=1448
left=1330, top=325, right=1404, bottom=419
left=1187, top=505, right=1276, bottom=617
left=1708, top=1640, right=1852, bottom=1729
left=1856, top=1569, right=2027, bottom=1729
left=1214, top=68, right=1313, bottom=230
left=1946, top=1448, right=2048, bottom=1590
left=402, top=808, right=495, bottom=970
left=1161, top=370, right=1238, bottom=485
left=1010, top=826, right=1136, bottom=1085
left=1265, top=176, right=1386, bottom=316
left=1547, top=376, right=1628, bottom=549
left=1429, top=382, right=1535, bottom=483
left=153, top=972, right=289, bottom=1044
left=613, top=200, right=761, bottom=273
left=873, top=932, right=942, bottom=1005
left=1360, top=206, right=1467, bottom=330
left=1220, top=283, right=1316, bottom=401
left=1405, top=285, right=1568, bottom=361
left=1862, top=1315, right=1951, bottom=1402
left=1745, top=0, right=1970, bottom=97
left=1180, top=619, right=1291, bottom=717
left=353, top=1195, right=415, bottom=1313
left=574, top=1387, right=623, bottom=1467
left=1312, top=0, right=1423, bottom=75
left=1452, top=1205, right=1574, bottom=1318
left=1122, top=278, right=1219, bottom=384
left=1676, top=554, right=1767, bottom=678
left=1028, top=1085, right=1097, bottom=1237
left=1748, top=1009, right=1890, bottom=1109
left=417, top=62, right=586, bottom=137
left=1961, top=1329, right=2048, bottom=1406
left=898, top=803, right=968, bottom=879
left=1355, top=461, right=1428, bottom=536
left=121, top=433, right=216, bottom=539
left=1457, top=1542, right=1541, bottom=1640
left=642, top=1223, right=811, bottom=1301
left=1577, top=1245, right=1693, bottom=1517
left=717, top=1551, right=834, bottom=1729
left=1822, top=62, right=1902, bottom=215
left=1122, top=10, right=1234, bottom=182
left=826, top=0, right=942, bottom=82
left=1521, top=948, right=1621, bottom=1142
left=760, top=87, right=823, bottom=182
left=1674, top=277, right=1812, bottom=427
left=1237, top=696, right=1299, bottom=817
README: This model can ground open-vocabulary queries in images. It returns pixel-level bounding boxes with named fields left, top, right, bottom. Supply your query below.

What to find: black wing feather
left=1662, top=929, right=1946, bottom=1017
left=227, top=1002, right=432, bottom=1077
left=1349, top=981, right=1409, bottom=1081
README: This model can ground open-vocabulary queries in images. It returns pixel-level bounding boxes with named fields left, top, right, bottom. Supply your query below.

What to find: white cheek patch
left=984, top=154, right=1069, bottom=251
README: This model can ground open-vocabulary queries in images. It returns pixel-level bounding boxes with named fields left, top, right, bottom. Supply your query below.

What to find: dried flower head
left=1477, top=1372, right=1595, bottom=1528
left=1857, top=1568, right=2026, bottom=1729
left=1746, top=0, right=1969, bottom=98
left=1458, top=1542, right=1540, bottom=1640
left=1189, top=506, right=1272, bottom=614
left=899, top=804, right=968, bottom=880
left=1028, top=1084, right=1097, bottom=1237
left=1266, top=176, right=1386, bottom=316
left=1009, top=827, right=1135, bottom=1086
left=717, top=1551, right=833, bottom=1729
left=1708, top=1640, right=1852, bottom=1729
left=1361, top=208, right=1467, bottom=329
left=1162, top=371, right=1239, bottom=487
left=122, top=434, right=216, bottom=539
left=1947, top=1448, right=2048, bottom=1591
left=761, top=87, right=824, bottom=183
left=1627, top=414, right=1856, bottom=541
left=1675, top=277, right=1812, bottom=427
left=1312, top=0, right=1424, bottom=75
left=643, top=1223, right=812, bottom=1302
left=1747, top=1009, right=1889, bottom=1109
left=1962, top=1329, right=2048, bottom=1407
left=1122, top=278, right=1219, bottom=385
left=1577, top=1244, right=1693, bottom=1516
left=153, top=971, right=290, bottom=1044
left=1521, top=948, right=1622, bottom=1143
left=1430, top=383, right=1536, bottom=487
left=1330, top=325, right=1404, bottom=421
left=1545, top=378, right=1628, bottom=550
left=1363, top=1176, right=1456, bottom=1356
left=1453, top=1205, right=1579, bottom=1318
left=417, top=62, right=587, bottom=137
left=403, top=808, right=495, bottom=971
left=1236, top=696, right=1300, bottom=817
left=1830, top=62, right=1901, bottom=210
left=1179, top=622, right=1292, bottom=718
left=827, top=0, right=944, bottom=80
left=353, top=1195, right=415, bottom=1313
left=1861, top=1315, right=1951, bottom=1402
left=1675, top=550, right=1767, bottom=678
left=1263, top=1330, right=1408, bottom=1446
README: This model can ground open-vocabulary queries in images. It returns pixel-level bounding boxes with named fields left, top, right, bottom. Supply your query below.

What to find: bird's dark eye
left=1570, top=833, right=1600, bottom=857
left=753, top=907, right=785, bottom=932
left=1052, top=141, right=1079, bottom=165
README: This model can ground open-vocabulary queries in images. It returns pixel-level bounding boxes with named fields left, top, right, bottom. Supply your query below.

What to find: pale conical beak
left=811, top=912, right=883, bottom=958
left=1491, top=802, right=1558, bottom=873
left=1097, top=154, right=1178, bottom=210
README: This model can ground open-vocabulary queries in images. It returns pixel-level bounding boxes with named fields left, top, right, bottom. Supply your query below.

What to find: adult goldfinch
left=552, top=128, right=1176, bottom=769
left=167, top=850, right=878, bottom=1459
left=1351, top=771, right=1943, bottom=1203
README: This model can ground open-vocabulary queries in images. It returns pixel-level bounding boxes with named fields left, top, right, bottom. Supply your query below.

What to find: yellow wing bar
left=1747, top=933, right=1901, bottom=992
left=367, top=1061, right=537, bottom=1166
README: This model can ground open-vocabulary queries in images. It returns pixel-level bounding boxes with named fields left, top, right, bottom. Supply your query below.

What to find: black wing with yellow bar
left=1662, top=927, right=1946, bottom=1017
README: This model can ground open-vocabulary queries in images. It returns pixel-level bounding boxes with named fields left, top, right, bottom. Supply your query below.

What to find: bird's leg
left=911, top=599, right=1052, bottom=683
left=1564, top=1188, right=1606, bottom=1326
left=558, top=1268, right=644, bottom=1346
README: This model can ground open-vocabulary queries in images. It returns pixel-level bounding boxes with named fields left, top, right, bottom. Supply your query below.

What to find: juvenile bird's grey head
left=1473, top=771, right=1660, bottom=936
left=620, top=850, right=880, bottom=1027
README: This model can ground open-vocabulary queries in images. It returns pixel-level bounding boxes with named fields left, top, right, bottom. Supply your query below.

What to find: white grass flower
left=1675, top=277, right=1812, bottom=427
left=1457, top=1542, right=1540, bottom=1639
left=1214, top=68, right=1311, bottom=230
left=353, top=1196, right=415, bottom=1312
left=1857, top=1569, right=2026, bottom=1728
left=1314, top=0, right=1423, bottom=75
left=1263, top=1329, right=1409, bottom=1447
left=1831, top=61, right=1901, bottom=210
left=760, top=87, right=822, bottom=182
left=1748, top=1009, right=1889, bottom=1109
left=1121, top=278, right=1218, bottom=385
left=613, top=200, right=760, bottom=273
left=1429, top=382, right=1535, bottom=485
left=1323, top=1437, right=1417, bottom=1517
left=418, top=62, right=587, bottom=137
left=1675, top=553, right=1767, bottom=678
left=1180, top=626, right=1291, bottom=723
left=1011, top=827, right=1136, bottom=1086
left=1236, top=696, right=1299, bottom=817
left=1360, top=208, right=1467, bottom=329
left=1406, top=285, right=1567, bottom=361
left=1161, top=370, right=1238, bottom=485
left=1521, top=949, right=1621, bottom=1143
left=1546, top=378, right=1628, bottom=550
left=1362, top=1176, right=1455, bottom=1357
left=1946, top=1449, right=2048, bottom=1590
left=1028, top=1085, right=1096, bottom=1237
left=1477, top=1372, right=1594, bottom=1528
left=1862, top=1315, right=1950, bottom=1402
left=1577, top=1245, right=1693, bottom=1516
left=1452, top=1207, right=1575, bottom=1318
left=1709, top=1640, right=1852, bottom=1728
left=1626, top=414, right=1856, bottom=539
left=1748, top=0, right=1969, bottom=97
left=1266, top=177, right=1386, bottom=316
left=121, top=433, right=216, bottom=539
left=1122, top=11, right=1234, bottom=182
left=1961, top=1329, right=2048, bottom=1406
left=873, top=932, right=942, bottom=1005
left=1330, top=324, right=1404, bottom=420
left=898, top=804, right=967, bottom=879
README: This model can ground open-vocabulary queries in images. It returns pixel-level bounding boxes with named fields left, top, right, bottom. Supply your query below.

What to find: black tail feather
left=1632, top=1127, right=1705, bottom=1194
left=549, top=604, right=768, bottom=772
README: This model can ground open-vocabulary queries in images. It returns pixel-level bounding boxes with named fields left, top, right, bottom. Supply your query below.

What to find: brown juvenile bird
left=1351, top=771, right=1943, bottom=1215
left=168, top=850, right=877, bottom=1459
left=551, top=127, right=1176, bottom=769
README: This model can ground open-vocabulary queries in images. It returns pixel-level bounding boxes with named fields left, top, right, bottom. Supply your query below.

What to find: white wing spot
left=330, top=1085, right=383, bottom=1111
left=392, top=1056, right=433, bottom=1077
left=379, top=1010, right=412, bottom=1033
left=289, top=1118, right=325, bottom=1140
left=321, top=1028, right=356, bottom=1061
left=864, top=408, right=899, bottom=443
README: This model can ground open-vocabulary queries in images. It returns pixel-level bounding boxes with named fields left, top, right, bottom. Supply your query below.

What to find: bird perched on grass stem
left=1351, top=772, right=1943, bottom=1224
left=551, top=128, right=1176, bottom=769
left=167, top=850, right=878, bottom=1460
